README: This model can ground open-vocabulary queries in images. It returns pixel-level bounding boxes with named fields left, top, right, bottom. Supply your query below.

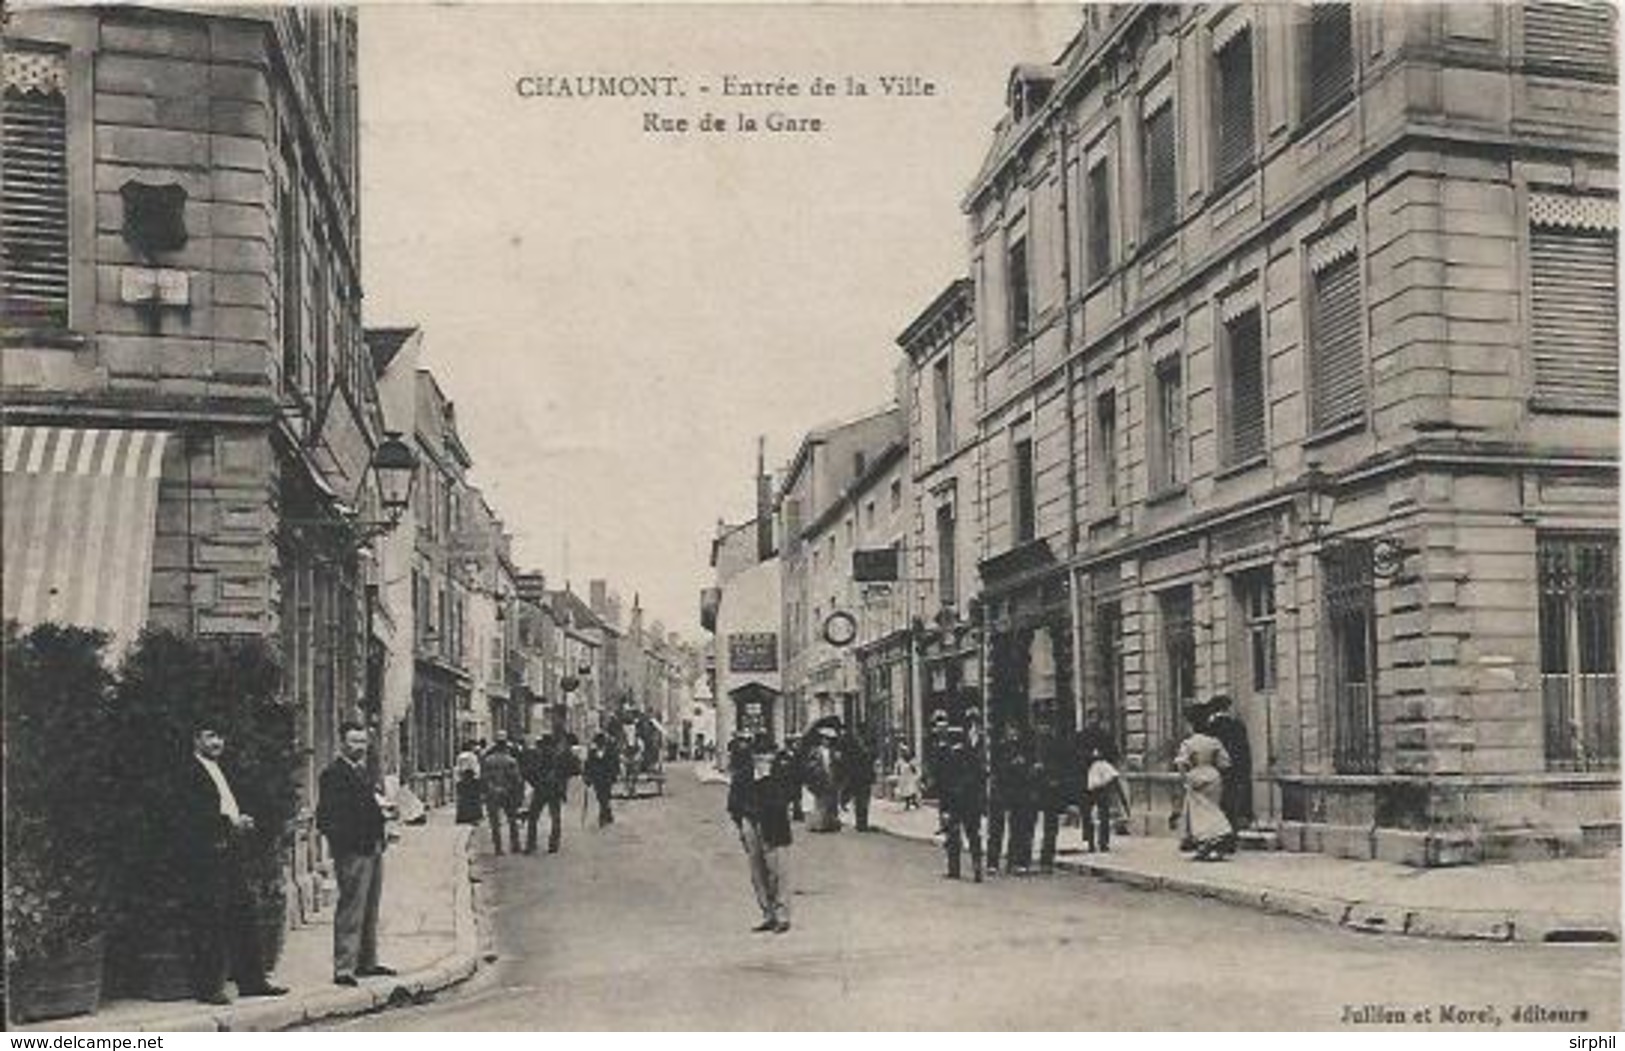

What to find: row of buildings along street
left=2, top=3, right=706, bottom=943
left=702, top=1, right=1620, bottom=867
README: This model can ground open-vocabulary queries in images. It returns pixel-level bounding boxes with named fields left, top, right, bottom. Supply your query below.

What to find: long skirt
left=1182, top=767, right=1232, bottom=851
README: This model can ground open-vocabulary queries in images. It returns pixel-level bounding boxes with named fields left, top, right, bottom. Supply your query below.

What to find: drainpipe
left=1057, top=116, right=1086, bottom=730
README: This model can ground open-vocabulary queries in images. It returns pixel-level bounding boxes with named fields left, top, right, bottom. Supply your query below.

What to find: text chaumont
left=516, top=74, right=684, bottom=99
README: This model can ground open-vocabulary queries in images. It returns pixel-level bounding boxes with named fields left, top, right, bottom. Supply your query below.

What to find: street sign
left=728, top=632, right=778, bottom=672
left=852, top=547, right=899, bottom=582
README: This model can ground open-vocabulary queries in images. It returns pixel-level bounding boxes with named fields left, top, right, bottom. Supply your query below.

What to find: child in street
left=894, top=745, right=921, bottom=810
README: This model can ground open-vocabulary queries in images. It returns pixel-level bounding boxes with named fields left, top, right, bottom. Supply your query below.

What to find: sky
left=358, top=3, right=1082, bottom=638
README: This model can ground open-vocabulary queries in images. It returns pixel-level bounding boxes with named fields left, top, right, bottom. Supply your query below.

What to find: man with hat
left=727, top=734, right=793, bottom=933
left=936, top=725, right=986, bottom=882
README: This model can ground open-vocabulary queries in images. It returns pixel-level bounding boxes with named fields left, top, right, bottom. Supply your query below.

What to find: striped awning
left=3, top=426, right=170, bottom=647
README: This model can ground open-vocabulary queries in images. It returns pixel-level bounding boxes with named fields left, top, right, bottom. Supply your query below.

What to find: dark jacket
left=521, top=741, right=578, bottom=802
left=316, top=756, right=385, bottom=857
left=727, top=748, right=794, bottom=848
left=938, top=742, right=986, bottom=817
left=584, top=746, right=617, bottom=791
left=841, top=735, right=875, bottom=789
left=176, top=757, right=244, bottom=875
left=1078, top=725, right=1121, bottom=769
left=1207, top=712, right=1255, bottom=825
left=481, top=747, right=523, bottom=807
left=1034, top=733, right=1081, bottom=809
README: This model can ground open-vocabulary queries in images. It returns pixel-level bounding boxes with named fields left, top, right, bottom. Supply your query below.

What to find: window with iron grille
left=1524, top=1, right=1617, bottom=76
left=1221, top=305, right=1266, bottom=466
left=1212, top=26, right=1256, bottom=190
left=1301, top=4, right=1354, bottom=127
left=1086, top=157, right=1112, bottom=282
left=936, top=503, right=957, bottom=609
left=1233, top=567, right=1277, bottom=695
left=1012, top=437, right=1036, bottom=544
left=1150, top=352, right=1186, bottom=492
left=1141, top=101, right=1177, bottom=245
left=1529, top=195, right=1618, bottom=410
left=1094, top=387, right=1118, bottom=512
left=1308, top=235, right=1366, bottom=432
left=933, top=353, right=955, bottom=457
left=1, top=48, right=70, bottom=329
left=1007, top=233, right=1031, bottom=345
left=1539, top=534, right=1618, bottom=771
left=1092, top=599, right=1125, bottom=753
left=1323, top=542, right=1379, bottom=774
left=1158, top=586, right=1196, bottom=761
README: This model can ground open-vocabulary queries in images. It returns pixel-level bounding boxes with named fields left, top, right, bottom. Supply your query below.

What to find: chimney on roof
left=756, top=436, right=773, bottom=563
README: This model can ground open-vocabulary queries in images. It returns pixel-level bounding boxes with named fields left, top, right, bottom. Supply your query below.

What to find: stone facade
left=961, top=2, right=1618, bottom=863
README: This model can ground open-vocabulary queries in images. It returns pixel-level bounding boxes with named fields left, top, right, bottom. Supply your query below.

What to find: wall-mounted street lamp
left=286, top=431, right=419, bottom=546
left=1299, top=459, right=1411, bottom=579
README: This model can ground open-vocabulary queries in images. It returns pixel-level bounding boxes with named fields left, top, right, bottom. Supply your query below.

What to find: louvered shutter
left=1214, top=29, right=1256, bottom=189
left=1525, top=1, right=1617, bottom=74
left=2, top=51, right=70, bottom=329
left=1304, top=4, right=1354, bottom=123
left=1531, top=208, right=1618, bottom=407
left=1310, top=251, right=1365, bottom=431
left=1142, top=103, right=1176, bottom=243
left=1086, top=160, right=1112, bottom=281
left=1225, top=308, right=1266, bottom=463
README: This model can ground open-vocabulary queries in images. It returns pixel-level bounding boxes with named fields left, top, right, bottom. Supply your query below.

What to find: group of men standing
left=929, top=699, right=1252, bottom=882
left=455, top=732, right=588, bottom=854
left=182, top=718, right=394, bottom=1002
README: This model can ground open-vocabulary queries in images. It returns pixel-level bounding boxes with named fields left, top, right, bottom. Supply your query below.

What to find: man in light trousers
left=316, top=722, right=394, bottom=986
left=727, top=735, right=793, bottom=933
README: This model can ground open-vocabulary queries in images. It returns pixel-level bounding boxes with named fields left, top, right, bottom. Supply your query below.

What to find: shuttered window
left=1151, top=354, right=1185, bottom=491
left=1086, top=159, right=1112, bottom=283
left=1530, top=195, right=1618, bottom=409
left=1094, top=387, right=1118, bottom=512
left=1012, top=436, right=1036, bottom=544
left=1, top=49, right=70, bottom=329
left=1525, top=1, right=1617, bottom=76
left=1222, top=305, right=1266, bottom=466
left=1308, top=231, right=1366, bottom=432
left=1142, top=101, right=1177, bottom=245
left=1213, top=27, right=1256, bottom=190
left=1302, top=4, right=1354, bottom=126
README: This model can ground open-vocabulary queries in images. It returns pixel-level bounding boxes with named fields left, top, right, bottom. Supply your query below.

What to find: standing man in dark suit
left=316, top=721, right=394, bottom=987
left=480, top=737, right=523, bottom=855
left=181, top=722, right=288, bottom=1004
left=938, top=726, right=985, bottom=882
left=522, top=733, right=577, bottom=854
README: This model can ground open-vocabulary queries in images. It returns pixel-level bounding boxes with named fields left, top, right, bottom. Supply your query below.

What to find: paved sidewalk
left=865, top=797, right=1621, bottom=945
left=20, top=813, right=479, bottom=1032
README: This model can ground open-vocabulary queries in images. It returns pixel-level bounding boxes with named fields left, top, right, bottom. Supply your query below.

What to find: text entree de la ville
left=514, top=73, right=940, bottom=135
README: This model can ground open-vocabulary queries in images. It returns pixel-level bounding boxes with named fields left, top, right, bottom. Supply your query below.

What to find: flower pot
left=8, top=933, right=105, bottom=1024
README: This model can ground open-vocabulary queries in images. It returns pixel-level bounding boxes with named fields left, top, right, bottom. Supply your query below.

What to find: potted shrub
left=107, top=630, right=296, bottom=998
left=4, top=622, right=115, bottom=1024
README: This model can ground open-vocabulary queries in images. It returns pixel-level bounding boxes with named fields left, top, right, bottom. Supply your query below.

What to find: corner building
left=964, top=3, right=1618, bottom=863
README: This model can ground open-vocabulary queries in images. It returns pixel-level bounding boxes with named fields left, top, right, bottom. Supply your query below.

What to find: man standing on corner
left=938, top=725, right=985, bottom=882
left=180, top=721, right=288, bottom=1004
left=728, top=734, right=793, bottom=933
left=316, top=721, right=395, bottom=987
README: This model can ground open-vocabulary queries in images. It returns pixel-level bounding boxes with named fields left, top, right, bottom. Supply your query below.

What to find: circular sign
left=822, top=610, right=858, bottom=648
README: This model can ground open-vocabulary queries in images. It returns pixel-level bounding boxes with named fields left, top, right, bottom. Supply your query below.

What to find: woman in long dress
left=1174, top=707, right=1233, bottom=861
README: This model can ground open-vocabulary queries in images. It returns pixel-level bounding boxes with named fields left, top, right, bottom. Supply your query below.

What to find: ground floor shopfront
left=1075, top=459, right=1619, bottom=866
left=404, top=659, right=469, bottom=807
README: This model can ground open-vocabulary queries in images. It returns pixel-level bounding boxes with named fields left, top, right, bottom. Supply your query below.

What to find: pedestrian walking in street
left=178, top=720, right=288, bottom=1005
left=316, top=722, right=395, bottom=987
left=987, top=725, right=1034, bottom=874
left=784, top=733, right=807, bottom=822
left=806, top=727, right=842, bottom=832
left=1174, top=707, right=1234, bottom=862
left=481, top=737, right=523, bottom=854
left=727, top=735, right=794, bottom=933
left=893, top=744, right=921, bottom=809
left=840, top=728, right=875, bottom=832
left=1078, top=712, right=1126, bottom=853
left=1205, top=694, right=1254, bottom=843
left=455, top=739, right=481, bottom=780
left=937, top=726, right=985, bottom=882
left=584, top=732, right=618, bottom=827
left=521, top=732, right=578, bottom=854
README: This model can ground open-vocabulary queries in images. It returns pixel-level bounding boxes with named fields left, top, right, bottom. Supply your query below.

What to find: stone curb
left=867, top=813, right=1617, bottom=947
left=27, top=826, right=482, bottom=1033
